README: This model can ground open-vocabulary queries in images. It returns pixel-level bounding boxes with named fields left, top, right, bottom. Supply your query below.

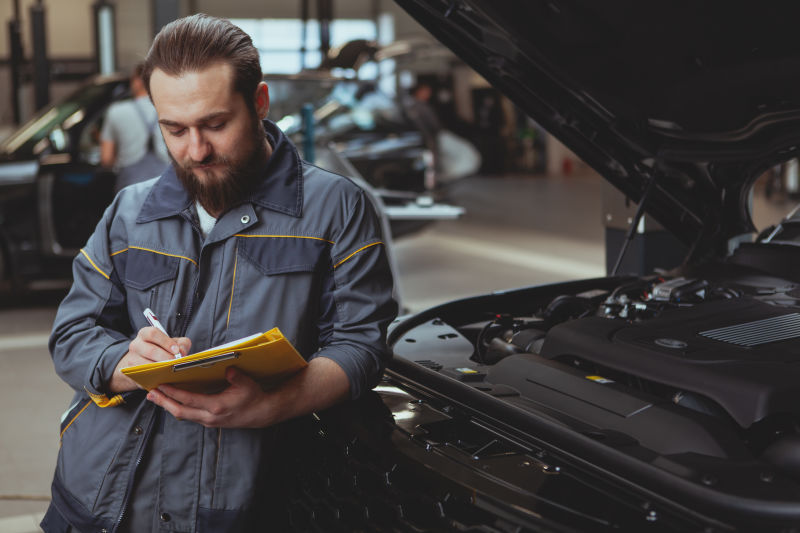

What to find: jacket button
left=133, top=426, right=142, bottom=435
left=160, top=512, right=171, bottom=522
left=241, top=215, right=250, bottom=224
left=176, top=312, right=183, bottom=320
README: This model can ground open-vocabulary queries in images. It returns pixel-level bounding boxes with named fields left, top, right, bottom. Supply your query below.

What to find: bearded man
left=42, top=14, right=396, bottom=533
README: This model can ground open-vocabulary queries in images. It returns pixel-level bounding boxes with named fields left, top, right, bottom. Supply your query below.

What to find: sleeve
left=48, top=202, right=133, bottom=407
left=312, top=188, right=398, bottom=400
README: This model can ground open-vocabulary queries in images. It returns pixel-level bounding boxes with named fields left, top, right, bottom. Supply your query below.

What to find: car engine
left=391, top=270, right=800, bottom=481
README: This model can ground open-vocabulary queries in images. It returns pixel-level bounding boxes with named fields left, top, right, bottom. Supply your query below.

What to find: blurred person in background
left=100, top=63, right=169, bottom=192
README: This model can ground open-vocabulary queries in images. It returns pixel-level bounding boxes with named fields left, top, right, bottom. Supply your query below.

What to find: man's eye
left=168, top=128, right=185, bottom=136
left=207, top=122, right=225, bottom=130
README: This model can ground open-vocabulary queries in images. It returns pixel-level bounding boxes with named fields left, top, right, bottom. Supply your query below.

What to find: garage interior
left=0, top=2, right=796, bottom=532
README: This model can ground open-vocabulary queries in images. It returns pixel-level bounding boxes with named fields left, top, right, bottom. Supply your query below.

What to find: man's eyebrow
left=159, top=112, right=230, bottom=127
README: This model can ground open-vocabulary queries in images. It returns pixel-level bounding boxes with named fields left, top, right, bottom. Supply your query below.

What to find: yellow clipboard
left=120, top=327, right=307, bottom=392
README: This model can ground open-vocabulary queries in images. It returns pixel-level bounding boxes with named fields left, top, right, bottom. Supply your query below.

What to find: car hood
left=394, top=0, right=800, bottom=257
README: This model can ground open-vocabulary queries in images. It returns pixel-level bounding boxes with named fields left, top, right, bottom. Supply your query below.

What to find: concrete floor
left=0, top=170, right=792, bottom=532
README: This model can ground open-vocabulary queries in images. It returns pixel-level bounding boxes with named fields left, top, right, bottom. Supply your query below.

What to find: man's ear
left=254, top=82, right=269, bottom=120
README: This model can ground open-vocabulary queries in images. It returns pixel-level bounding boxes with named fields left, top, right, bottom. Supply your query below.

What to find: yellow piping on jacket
left=113, top=246, right=199, bottom=267
left=234, top=234, right=335, bottom=244
left=227, top=245, right=238, bottom=328
left=80, top=249, right=109, bottom=279
left=60, top=400, right=92, bottom=442
left=334, top=242, right=383, bottom=269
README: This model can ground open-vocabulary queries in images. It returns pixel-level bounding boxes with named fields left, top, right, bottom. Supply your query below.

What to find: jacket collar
left=137, top=119, right=303, bottom=223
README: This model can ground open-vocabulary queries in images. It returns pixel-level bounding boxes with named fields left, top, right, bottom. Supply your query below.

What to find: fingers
left=147, top=369, right=265, bottom=428
left=175, top=337, right=192, bottom=357
left=130, top=327, right=185, bottom=362
left=147, top=388, right=215, bottom=426
left=225, top=366, right=247, bottom=385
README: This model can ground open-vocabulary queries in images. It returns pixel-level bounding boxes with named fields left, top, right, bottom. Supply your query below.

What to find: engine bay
left=390, top=270, right=800, bottom=489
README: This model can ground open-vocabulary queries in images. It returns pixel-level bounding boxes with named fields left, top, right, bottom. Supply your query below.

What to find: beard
left=172, top=119, right=267, bottom=217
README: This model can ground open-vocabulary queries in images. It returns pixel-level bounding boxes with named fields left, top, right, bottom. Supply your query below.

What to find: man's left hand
left=147, top=367, right=272, bottom=428
left=146, top=357, right=350, bottom=428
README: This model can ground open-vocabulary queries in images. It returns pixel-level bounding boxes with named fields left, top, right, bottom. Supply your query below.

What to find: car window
left=76, top=112, right=105, bottom=165
left=0, top=83, right=114, bottom=159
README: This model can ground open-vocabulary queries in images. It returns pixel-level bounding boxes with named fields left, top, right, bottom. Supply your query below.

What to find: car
left=0, top=75, right=126, bottom=286
left=273, top=75, right=470, bottom=236
left=263, top=1, right=800, bottom=531
left=0, top=72, right=460, bottom=288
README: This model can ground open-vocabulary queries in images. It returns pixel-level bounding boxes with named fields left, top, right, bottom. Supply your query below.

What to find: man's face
left=149, top=61, right=270, bottom=216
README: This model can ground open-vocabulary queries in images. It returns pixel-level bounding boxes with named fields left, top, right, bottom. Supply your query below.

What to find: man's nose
left=188, top=129, right=211, bottom=162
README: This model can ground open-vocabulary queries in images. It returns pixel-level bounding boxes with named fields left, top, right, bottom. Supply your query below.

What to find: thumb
left=225, top=366, right=249, bottom=386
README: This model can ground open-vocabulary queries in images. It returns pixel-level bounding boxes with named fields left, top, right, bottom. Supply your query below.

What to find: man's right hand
left=109, top=327, right=192, bottom=392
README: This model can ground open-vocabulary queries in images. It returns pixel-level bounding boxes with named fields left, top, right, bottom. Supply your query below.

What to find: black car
left=0, top=75, right=127, bottom=285
left=269, top=2, right=800, bottom=531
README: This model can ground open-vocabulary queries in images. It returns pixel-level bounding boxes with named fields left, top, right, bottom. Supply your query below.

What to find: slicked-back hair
left=142, top=14, right=262, bottom=108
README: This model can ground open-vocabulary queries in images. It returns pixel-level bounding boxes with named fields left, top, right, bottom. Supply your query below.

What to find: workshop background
left=0, top=2, right=793, bottom=532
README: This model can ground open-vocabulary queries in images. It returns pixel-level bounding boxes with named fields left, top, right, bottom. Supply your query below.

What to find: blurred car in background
left=0, top=75, right=125, bottom=286
left=274, top=76, right=470, bottom=237
left=0, top=70, right=462, bottom=288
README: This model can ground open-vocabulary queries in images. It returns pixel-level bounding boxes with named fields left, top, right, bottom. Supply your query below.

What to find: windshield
left=0, top=81, right=119, bottom=159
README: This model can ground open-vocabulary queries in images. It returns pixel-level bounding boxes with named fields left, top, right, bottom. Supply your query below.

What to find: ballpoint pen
left=143, top=308, right=182, bottom=359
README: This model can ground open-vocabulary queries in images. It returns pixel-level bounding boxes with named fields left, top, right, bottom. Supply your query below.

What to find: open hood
left=394, top=0, right=800, bottom=257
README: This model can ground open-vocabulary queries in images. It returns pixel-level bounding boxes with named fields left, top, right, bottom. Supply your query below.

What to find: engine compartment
left=390, top=270, right=800, bottom=487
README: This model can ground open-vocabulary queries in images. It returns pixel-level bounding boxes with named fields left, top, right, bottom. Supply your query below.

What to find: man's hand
left=147, top=367, right=269, bottom=428
left=109, top=327, right=192, bottom=393
left=146, top=356, right=350, bottom=428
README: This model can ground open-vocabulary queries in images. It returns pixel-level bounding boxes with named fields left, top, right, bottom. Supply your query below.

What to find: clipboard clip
left=172, top=351, right=239, bottom=372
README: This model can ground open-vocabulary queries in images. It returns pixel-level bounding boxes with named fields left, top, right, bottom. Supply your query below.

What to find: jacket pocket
left=116, top=247, right=182, bottom=318
left=122, top=247, right=180, bottom=290
left=55, top=393, right=149, bottom=519
left=228, top=236, right=332, bottom=351
left=237, top=235, right=330, bottom=276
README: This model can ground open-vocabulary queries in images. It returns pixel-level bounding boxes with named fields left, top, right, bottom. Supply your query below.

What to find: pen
left=143, top=308, right=182, bottom=359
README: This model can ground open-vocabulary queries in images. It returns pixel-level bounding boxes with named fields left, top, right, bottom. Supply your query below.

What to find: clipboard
left=121, top=327, right=307, bottom=392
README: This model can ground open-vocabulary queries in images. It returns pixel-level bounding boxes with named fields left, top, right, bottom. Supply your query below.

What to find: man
left=42, top=14, right=396, bottom=533
left=100, top=63, right=170, bottom=192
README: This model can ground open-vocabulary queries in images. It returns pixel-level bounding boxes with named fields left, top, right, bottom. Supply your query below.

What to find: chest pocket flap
left=119, top=247, right=180, bottom=290
left=237, top=235, right=331, bottom=275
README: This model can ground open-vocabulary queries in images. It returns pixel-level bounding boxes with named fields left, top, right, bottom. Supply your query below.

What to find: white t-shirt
left=195, top=202, right=217, bottom=239
left=100, top=96, right=169, bottom=168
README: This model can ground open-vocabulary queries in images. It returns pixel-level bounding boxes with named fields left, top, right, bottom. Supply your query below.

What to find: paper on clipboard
left=120, top=327, right=307, bottom=392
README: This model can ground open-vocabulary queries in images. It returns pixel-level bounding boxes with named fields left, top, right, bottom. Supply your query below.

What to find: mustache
left=183, top=155, right=229, bottom=169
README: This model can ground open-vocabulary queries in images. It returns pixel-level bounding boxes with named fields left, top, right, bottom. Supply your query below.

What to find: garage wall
left=0, top=0, right=95, bottom=57
left=0, top=0, right=432, bottom=66
left=0, top=0, right=436, bottom=129
left=191, top=0, right=429, bottom=39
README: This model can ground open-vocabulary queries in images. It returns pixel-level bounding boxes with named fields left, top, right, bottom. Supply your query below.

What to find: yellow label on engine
left=586, top=375, right=614, bottom=384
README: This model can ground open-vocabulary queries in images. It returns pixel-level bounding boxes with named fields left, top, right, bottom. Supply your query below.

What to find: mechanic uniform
left=41, top=120, right=397, bottom=532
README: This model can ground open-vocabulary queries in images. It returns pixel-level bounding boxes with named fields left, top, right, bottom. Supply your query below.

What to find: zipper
left=178, top=207, right=204, bottom=338
left=210, top=428, right=222, bottom=508
left=112, top=408, right=158, bottom=533
left=179, top=273, right=201, bottom=337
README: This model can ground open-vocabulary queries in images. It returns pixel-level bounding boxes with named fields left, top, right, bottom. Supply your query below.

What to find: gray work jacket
left=42, top=122, right=397, bottom=532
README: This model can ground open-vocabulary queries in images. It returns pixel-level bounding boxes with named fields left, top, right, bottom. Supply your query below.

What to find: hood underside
left=395, top=0, right=800, bottom=250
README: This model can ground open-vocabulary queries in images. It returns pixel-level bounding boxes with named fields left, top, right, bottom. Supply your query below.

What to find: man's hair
left=142, top=14, right=262, bottom=105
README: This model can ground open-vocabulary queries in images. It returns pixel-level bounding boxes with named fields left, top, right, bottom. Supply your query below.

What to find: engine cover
left=539, top=296, right=800, bottom=427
